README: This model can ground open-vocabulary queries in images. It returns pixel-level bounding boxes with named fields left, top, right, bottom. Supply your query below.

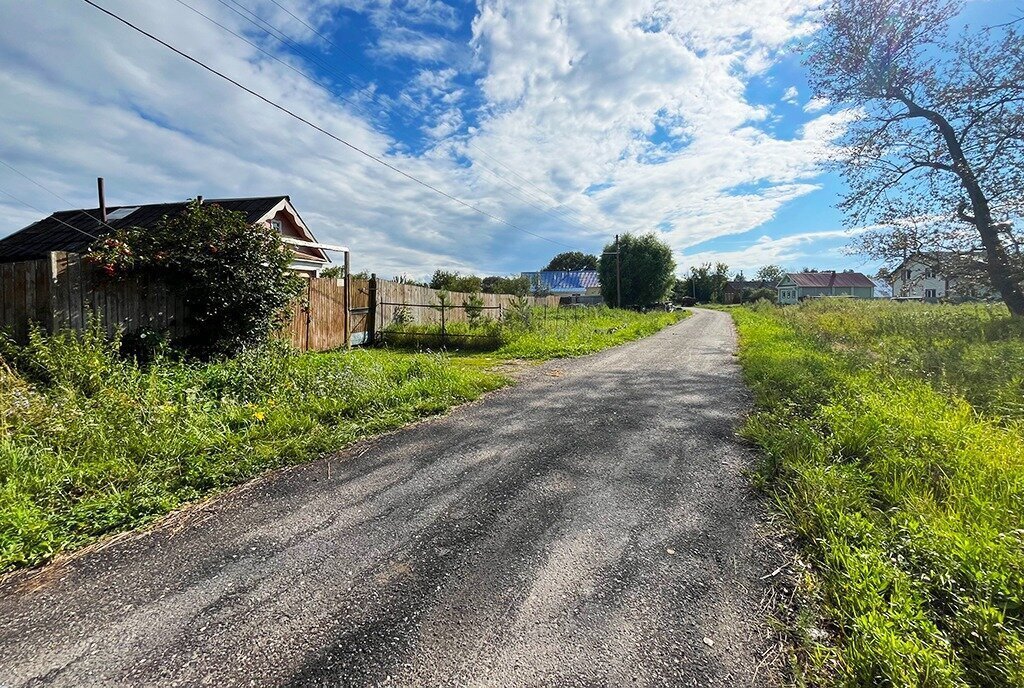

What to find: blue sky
left=0, top=0, right=1016, bottom=280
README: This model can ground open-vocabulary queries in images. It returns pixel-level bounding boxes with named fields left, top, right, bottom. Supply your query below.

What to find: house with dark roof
left=777, top=271, right=875, bottom=304
left=520, top=270, right=602, bottom=304
left=0, top=195, right=333, bottom=277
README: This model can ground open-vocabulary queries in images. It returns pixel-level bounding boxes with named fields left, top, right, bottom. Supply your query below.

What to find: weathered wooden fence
left=374, top=278, right=559, bottom=329
left=0, top=252, right=186, bottom=342
left=0, top=255, right=563, bottom=351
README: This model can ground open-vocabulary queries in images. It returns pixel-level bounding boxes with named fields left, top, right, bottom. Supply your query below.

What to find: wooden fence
left=0, top=252, right=186, bottom=342
left=375, top=278, right=559, bottom=329
left=0, top=254, right=564, bottom=352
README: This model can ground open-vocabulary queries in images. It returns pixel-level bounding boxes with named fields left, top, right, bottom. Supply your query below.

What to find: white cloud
left=804, top=96, right=830, bottom=112
left=0, top=0, right=847, bottom=279
left=679, top=226, right=874, bottom=274
left=781, top=85, right=799, bottom=104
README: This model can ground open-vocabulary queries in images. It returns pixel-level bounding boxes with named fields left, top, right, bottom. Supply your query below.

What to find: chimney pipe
left=197, top=195, right=204, bottom=205
left=97, top=177, right=107, bottom=223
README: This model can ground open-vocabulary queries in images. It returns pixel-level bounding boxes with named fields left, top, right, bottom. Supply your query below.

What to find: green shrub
left=87, top=200, right=304, bottom=358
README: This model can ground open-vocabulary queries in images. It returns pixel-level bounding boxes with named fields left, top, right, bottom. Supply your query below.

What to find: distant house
left=777, top=271, right=875, bottom=304
left=520, top=270, right=602, bottom=304
left=889, top=252, right=992, bottom=301
left=723, top=279, right=775, bottom=304
left=0, top=195, right=331, bottom=277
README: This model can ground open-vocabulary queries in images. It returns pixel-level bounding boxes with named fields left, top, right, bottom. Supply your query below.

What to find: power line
left=80, top=0, right=578, bottom=249
left=205, top=0, right=598, bottom=235
left=0, top=184, right=101, bottom=243
left=0, top=158, right=139, bottom=241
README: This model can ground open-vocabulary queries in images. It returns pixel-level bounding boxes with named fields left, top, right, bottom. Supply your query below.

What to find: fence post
left=343, top=250, right=351, bottom=349
left=304, top=279, right=312, bottom=352
left=367, top=273, right=377, bottom=345
left=440, top=299, right=446, bottom=348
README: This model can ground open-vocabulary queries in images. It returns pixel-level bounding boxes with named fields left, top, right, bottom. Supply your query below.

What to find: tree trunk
left=903, top=96, right=1024, bottom=316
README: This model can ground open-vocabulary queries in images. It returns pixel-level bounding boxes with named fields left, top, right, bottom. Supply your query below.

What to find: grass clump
left=0, top=324, right=505, bottom=572
left=731, top=299, right=1024, bottom=687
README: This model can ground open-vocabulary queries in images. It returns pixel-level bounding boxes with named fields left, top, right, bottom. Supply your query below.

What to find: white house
left=890, top=254, right=952, bottom=300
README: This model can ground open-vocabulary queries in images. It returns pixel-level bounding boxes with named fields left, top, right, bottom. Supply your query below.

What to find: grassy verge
left=382, top=306, right=688, bottom=360
left=730, top=300, right=1024, bottom=687
left=0, top=327, right=505, bottom=572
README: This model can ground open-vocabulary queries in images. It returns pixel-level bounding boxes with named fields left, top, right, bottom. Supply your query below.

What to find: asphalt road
left=0, top=308, right=785, bottom=687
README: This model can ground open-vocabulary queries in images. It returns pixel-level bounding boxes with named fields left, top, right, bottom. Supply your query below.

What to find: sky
left=0, top=0, right=1016, bottom=280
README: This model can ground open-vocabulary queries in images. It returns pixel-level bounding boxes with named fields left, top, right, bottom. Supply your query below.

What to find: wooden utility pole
left=603, top=235, right=623, bottom=309
left=615, top=233, right=622, bottom=309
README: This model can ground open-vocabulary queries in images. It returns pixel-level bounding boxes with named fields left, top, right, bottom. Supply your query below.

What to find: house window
left=925, top=288, right=937, bottom=298
left=924, top=269, right=937, bottom=279
left=270, top=219, right=283, bottom=232
left=902, top=269, right=912, bottom=281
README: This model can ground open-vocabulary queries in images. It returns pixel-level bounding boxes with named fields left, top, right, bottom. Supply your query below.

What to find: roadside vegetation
left=381, top=305, right=687, bottom=359
left=0, top=305, right=685, bottom=573
left=731, top=299, right=1024, bottom=687
left=0, top=325, right=504, bottom=572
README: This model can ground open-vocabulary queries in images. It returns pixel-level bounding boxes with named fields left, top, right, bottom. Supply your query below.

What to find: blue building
left=520, top=270, right=602, bottom=305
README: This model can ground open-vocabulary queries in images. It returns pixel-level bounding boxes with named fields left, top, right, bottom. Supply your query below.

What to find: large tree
left=543, top=251, right=599, bottom=271
left=598, top=233, right=675, bottom=307
left=755, top=264, right=788, bottom=285
left=679, top=262, right=731, bottom=303
left=808, top=0, right=1024, bottom=314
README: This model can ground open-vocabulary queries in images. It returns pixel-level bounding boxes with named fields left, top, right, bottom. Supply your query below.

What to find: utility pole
left=615, top=234, right=622, bottom=309
left=603, top=235, right=623, bottom=309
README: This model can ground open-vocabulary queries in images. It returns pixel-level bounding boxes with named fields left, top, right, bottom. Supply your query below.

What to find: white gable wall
left=892, top=258, right=949, bottom=299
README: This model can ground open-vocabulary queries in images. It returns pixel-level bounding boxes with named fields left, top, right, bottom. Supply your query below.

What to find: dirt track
left=0, top=308, right=785, bottom=687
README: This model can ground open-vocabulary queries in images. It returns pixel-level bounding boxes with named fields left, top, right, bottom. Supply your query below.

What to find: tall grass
left=732, top=300, right=1024, bottom=687
left=382, top=306, right=687, bottom=359
left=0, top=325, right=504, bottom=572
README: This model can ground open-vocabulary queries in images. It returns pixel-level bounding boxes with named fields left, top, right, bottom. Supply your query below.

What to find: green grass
left=729, top=300, right=1024, bottom=687
left=0, top=326, right=505, bottom=572
left=382, top=306, right=688, bottom=360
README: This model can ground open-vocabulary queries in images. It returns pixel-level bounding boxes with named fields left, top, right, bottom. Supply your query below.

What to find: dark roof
left=521, top=270, right=600, bottom=292
left=725, top=279, right=774, bottom=292
left=786, top=271, right=875, bottom=288
left=0, top=197, right=286, bottom=263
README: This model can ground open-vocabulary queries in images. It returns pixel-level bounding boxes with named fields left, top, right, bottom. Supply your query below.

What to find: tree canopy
left=808, top=0, right=1024, bottom=314
left=755, top=264, right=787, bottom=285
left=543, top=251, right=598, bottom=271
left=429, top=270, right=482, bottom=294
left=482, top=275, right=530, bottom=296
left=598, top=233, right=675, bottom=307
left=677, top=262, right=730, bottom=303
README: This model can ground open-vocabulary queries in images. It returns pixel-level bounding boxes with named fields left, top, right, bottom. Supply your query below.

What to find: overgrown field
left=383, top=305, right=687, bottom=359
left=0, top=327, right=504, bottom=572
left=731, top=300, right=1024, bottom=687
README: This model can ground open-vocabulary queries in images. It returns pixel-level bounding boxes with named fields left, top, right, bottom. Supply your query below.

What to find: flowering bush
left=87, top=200, right=303, bottom=358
